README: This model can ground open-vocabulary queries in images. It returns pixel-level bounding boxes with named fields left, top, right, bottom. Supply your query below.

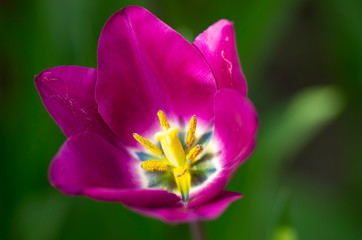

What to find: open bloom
left=36, top=6, right=258, bottom=223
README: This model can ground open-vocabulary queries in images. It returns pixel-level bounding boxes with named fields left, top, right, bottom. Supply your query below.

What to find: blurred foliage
left=1, top=0, right=361, bottom=239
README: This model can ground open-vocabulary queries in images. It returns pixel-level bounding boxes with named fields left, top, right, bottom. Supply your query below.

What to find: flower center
left=133, top=110, right=203, bottom=203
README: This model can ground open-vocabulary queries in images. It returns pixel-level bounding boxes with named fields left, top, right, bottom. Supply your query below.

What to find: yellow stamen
left=186, top=115, right=197, bottom=147
left=133, top=133, right=163, bottom=155
left=141, top=160, right=168, bottom=172
left=157, top=110, right=170, bottom=131
left=186, top=145, right=203, bottom=162
left=173, top=166, right=191, bottom=203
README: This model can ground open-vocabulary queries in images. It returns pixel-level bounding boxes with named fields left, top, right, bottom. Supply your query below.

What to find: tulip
left=36, top=6, right=258, bottom=223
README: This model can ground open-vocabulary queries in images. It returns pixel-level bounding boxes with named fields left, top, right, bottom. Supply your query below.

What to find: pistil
left=134, top=110, right=204, bottom=204
left=173, top=166, right=191, bottom=203
left=154, top=127, right=185, bottom=167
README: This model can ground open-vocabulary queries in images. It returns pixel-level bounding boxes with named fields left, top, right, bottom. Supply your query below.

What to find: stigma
left=154, top=127, right=185, bottom=167
left=133, top=110, right=203, bottom=203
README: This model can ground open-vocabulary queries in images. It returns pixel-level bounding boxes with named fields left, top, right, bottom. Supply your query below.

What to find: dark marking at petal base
left=135, top=152, right=162, bottom=161
left=146, top=171, right=177, bottom=191
left=195, top=131, right=213, bottom=147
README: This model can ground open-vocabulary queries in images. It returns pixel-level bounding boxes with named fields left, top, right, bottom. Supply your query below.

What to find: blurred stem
left=189, top=222, right=207, bottom=240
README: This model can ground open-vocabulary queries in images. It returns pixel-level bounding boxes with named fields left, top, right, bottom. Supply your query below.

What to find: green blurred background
left=1, top=0, right=361, bottom=239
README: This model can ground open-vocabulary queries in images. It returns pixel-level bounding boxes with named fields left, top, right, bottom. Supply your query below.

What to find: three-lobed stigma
left=133, top=110, right=202, bottom=203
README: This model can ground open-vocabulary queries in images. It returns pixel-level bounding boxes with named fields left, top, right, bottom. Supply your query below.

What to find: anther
left=186, top=144, right=203, bottom=161
left=133, top=133, right=163, bottom=155
left=157, top=110, right=170, bottom=131
left=186, top=115, right=197, bottom=147
left=141, top=160, right=168, bottom=172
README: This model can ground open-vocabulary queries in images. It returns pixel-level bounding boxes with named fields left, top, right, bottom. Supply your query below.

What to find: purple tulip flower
left=36, top=6, right=258, bottom=223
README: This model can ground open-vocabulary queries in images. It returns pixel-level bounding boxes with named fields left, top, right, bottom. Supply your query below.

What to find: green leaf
left=257, top=86, right=344, bottom=164
left=11, top=191, right=72, bottom=240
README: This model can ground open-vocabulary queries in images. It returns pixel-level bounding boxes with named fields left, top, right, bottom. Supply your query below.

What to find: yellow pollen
left=186, top=115, right=197, bottom=147
left=141, top=160, right=168, bottom=172
left=186, top=144, right=203, bottom=161
left=137, top=110, right=199, bottom=203
left=157, top=110, right=170, bottom=131
left=133, top=133, right=163, bottom=155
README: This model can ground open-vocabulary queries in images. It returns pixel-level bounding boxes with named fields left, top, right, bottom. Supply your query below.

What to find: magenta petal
left=129, top=190, right=242, bottom=223
left=50, top=131, right=139, bottom=190
left=50, top=131, right=180, bottom=207
left=81, top=188, right=180, bottom=208
left=214, top=88, right=258, bottom=171
left=188, top=89, right=257, bottom=207
left=35, top=66, right=117, bottom=143
left=194, top=20, right=247, bottom=95
left=188, top=171, right=229, bottom=208
left=96, top=6, right=217, bottom=145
